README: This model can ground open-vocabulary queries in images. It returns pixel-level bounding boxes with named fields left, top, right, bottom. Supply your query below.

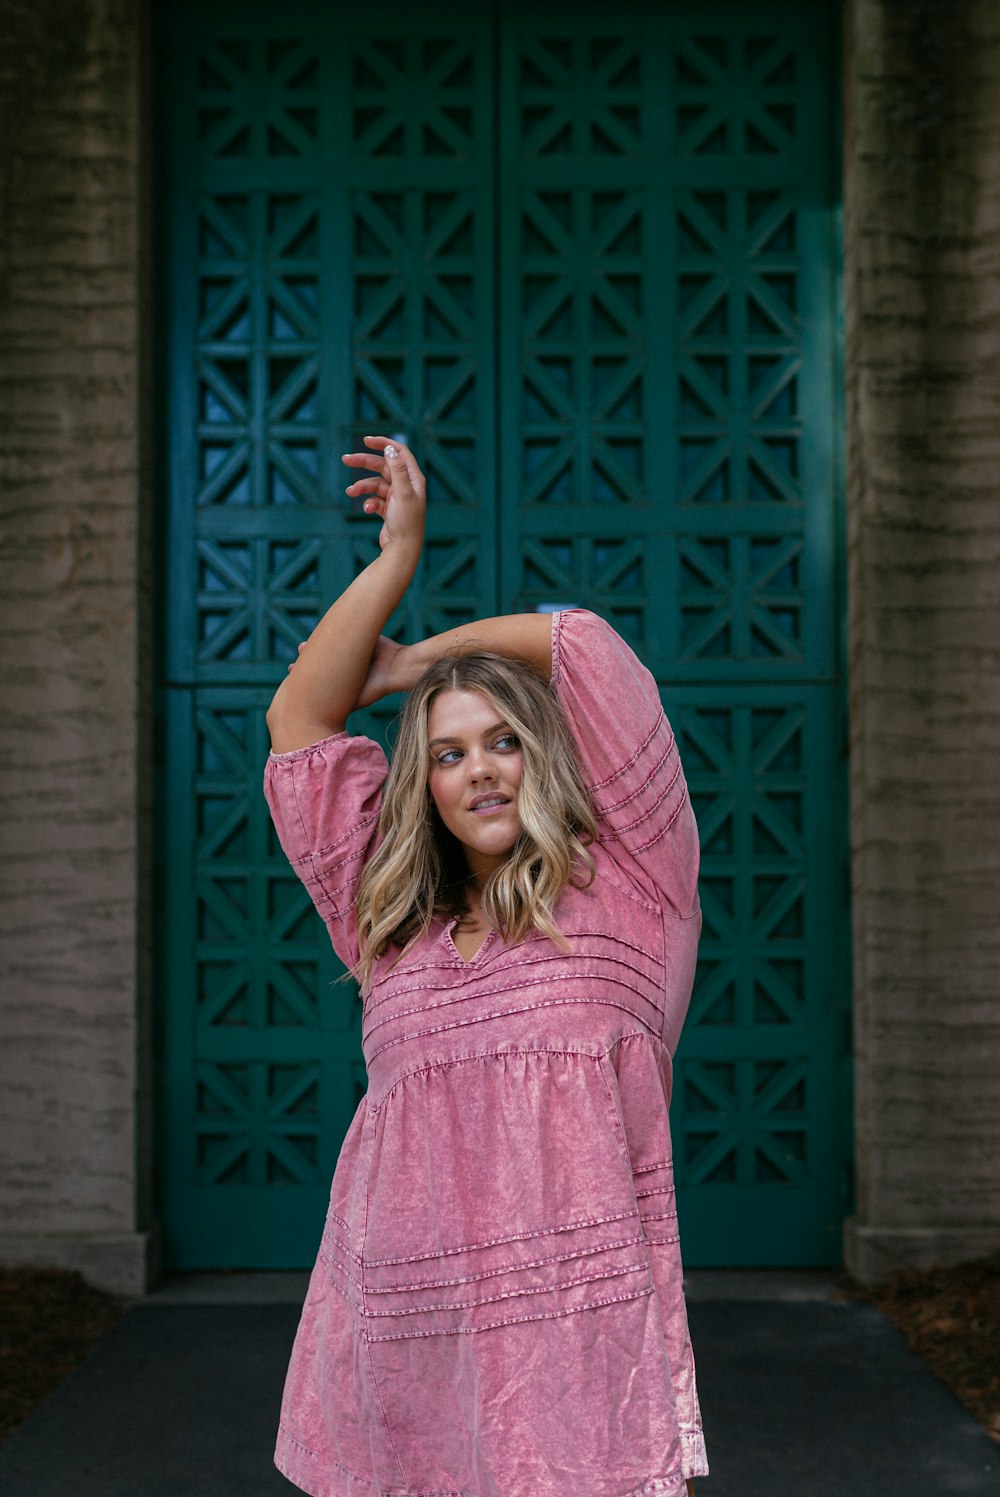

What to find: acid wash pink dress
left=263, top=608, right=709, bottom=1497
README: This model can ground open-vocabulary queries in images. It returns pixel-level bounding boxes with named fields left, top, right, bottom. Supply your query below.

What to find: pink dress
left=263, top=609, right=709, bottom=1497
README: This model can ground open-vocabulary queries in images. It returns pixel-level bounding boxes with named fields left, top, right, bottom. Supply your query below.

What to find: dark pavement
left=0, top=1277, right=997, bottom=1496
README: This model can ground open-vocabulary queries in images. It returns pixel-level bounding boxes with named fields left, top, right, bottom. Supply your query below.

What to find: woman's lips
left=469, top=796, right=510, bottom=815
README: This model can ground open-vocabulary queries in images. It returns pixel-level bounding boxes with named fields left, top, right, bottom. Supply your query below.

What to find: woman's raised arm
left=357, top=613, right=554, bottom=709
left=265, top=436, right=425, bottom=752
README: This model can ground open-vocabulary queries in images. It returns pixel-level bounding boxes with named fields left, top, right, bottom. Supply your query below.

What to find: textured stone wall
left=843, top=0, right=1000, bottom=1281
left=0, top=0, right=153, bottom=1294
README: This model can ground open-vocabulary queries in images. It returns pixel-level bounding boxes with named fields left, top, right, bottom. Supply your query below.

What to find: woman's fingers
left=382, top=441, right=424, bottom=495
left=342, top=434, right=398, bottom=469
left=342, top=436, right=422, bottom=486
left=342, top=452, right=387, bottom=471
left=342, top=436, right=426, bottom=551
left=345, top=475, right=387, bottom=496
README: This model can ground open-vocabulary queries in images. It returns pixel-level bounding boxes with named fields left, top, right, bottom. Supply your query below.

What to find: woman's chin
left=462, top=828, right=521, bottom=875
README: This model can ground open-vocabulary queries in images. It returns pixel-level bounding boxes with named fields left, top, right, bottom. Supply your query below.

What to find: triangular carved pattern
left=195, top=538, right=322, bottom=665
left=196, top=948, right=323, bottom=1031
left=675, top=188, right=803, bottom=507
left=196, top=192, right=321, bottom=507
left=675, top=702, right=807, bottom=1040
left=195, top=1060, right=323, bottom=1186
left=197, top=38, right=320, bottom=160
left=674, top=34, right=797, bottom=158
left=421, top=538, right=481, bottom=635
left=518, top=536, right=646, bottom=649
left=191, top=701, right=353, bottom=1040
left=516, top=33, right=643, bottom=158
left=352, top=189, right=482, bottom=508
left=677, top=534, right=804, bottom=662
left=520, top=189, right=646, bottom=506
left=678, top=1057, right=809, bottom=1186
left=350, top=36, right=479, bottom=160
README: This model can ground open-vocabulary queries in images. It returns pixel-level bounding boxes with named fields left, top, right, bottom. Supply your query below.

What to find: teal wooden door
left=158, top=0, right=848, bottom=1269
left=494, top=5, right=850, bottom=1266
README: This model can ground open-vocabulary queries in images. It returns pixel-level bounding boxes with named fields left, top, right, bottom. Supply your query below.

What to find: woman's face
left=426, top=689, right=524, bottom=886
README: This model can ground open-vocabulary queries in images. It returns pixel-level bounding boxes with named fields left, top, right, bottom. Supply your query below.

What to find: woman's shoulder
left=550, top=607, right=626, bottom=685
left=263, top=726, right=387, bottom=868
left=264, top=727, right=388, bottom=806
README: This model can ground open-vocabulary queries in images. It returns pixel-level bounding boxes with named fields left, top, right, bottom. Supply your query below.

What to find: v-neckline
left=445, top=918, right=497, bottom=967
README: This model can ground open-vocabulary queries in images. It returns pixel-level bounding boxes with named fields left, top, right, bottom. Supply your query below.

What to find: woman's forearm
left=267, top=542, right=420, bottom=747
left=267, top=438, right=425, bottom=751
left=271, top=439, right=554, bottom=736
left=397, top=614, right=554, bottom=690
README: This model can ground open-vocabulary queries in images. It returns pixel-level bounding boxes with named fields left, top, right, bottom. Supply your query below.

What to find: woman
left=264, top=435, right=708, bottom=1497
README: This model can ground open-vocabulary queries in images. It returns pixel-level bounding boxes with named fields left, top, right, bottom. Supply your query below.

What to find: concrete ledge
left=683, top=1269, right=842, bottom=1302
left=0, top=1228, right=159, bottom=1298
left=147, top=1271, right=311, bottom=1305
left=844, top=1218, right=1000, bottom=1286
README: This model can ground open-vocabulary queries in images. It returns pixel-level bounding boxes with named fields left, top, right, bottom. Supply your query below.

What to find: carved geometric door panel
left=160, top=0, right=846, bottom=1268
left=499, top=9, right=838, bottom=678
left=161, top=689, right=367, bottom=1263
left=497, top=1, right=848, bottom=1265
left=160, top=0, right=499, bottom=1268
left=671, top=689, right=848, bottom=1261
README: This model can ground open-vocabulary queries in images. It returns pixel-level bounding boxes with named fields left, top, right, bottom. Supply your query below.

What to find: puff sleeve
left=263, top=730, right=388, bottom=971
left=551, top=609, right=700, bottom=920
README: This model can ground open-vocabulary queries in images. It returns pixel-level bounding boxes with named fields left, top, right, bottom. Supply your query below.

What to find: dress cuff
left=680, top=1427, right=710, bottom=1479
left=266, top=728, right=350, bottom=762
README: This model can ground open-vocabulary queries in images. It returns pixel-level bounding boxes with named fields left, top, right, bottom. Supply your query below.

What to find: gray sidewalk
left=0, top=1274, right=997, bottom=1496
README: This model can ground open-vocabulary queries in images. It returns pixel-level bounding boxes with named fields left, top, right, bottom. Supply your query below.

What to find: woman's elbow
left=265, top=683, right=298, bottom=746
left=265, top=694, right=284, bottom=730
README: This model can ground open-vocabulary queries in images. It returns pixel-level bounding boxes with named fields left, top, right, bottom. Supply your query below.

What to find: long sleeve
left=551, top=609, right=700, bottom=921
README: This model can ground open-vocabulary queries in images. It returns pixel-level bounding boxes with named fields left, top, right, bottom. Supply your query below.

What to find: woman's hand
left=266, top=437, right=425, bottom=751
left=356, top=634, right=406, bottom=707
left=287, top=633, right=403, bottom=704
left=342, top=435, right=426, bottom=557
left=288, top=633, right=408, bottom=707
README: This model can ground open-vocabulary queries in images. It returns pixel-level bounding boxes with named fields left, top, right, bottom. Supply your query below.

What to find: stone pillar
left=843, top=0, right=1000, bottom=1282
left=0, top=0, right=154, bottom=1295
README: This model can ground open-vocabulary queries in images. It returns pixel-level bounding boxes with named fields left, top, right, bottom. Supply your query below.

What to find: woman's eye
left=436, top=748, right=462, bottom=765
left=494, top=733, right=518, bottom=751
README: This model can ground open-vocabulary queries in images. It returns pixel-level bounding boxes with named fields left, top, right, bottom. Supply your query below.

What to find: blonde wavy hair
left=354, top=650, right=597, bottom=988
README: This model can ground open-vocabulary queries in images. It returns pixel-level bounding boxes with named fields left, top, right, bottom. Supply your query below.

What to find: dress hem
left=275, top=1434, right=691, bottom=1497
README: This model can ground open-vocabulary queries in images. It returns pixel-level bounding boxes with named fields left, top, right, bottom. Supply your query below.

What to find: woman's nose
left=466, top=748, right=494, bottom=780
